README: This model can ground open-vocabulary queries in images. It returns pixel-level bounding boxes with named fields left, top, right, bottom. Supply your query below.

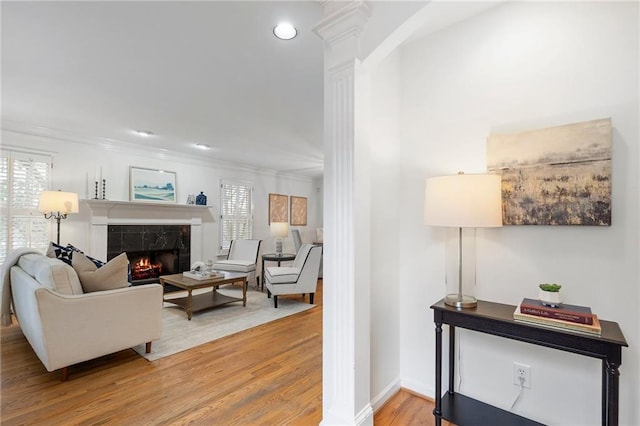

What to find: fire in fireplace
left=127, top=249, right=179, bottom=284
left=132, top=257, right=163, bottom=281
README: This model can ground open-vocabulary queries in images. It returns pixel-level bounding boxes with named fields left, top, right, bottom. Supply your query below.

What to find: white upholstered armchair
left=265, top=244, right=322, bottom=308
left=213, top=239, right=262, bottom=287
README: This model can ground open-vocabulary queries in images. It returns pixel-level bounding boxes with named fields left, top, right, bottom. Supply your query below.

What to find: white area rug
left=132, top=285, right=315, bottom=361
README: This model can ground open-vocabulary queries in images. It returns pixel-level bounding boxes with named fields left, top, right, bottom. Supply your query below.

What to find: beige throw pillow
left=72, top=252, right=129, bottom=293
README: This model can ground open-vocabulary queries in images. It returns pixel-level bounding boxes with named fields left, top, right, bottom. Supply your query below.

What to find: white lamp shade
left=424, top=173, right=502, bottom=227
left=38, top=191, right=79, bottom=214
left=270, top=222, right=289, bottom=238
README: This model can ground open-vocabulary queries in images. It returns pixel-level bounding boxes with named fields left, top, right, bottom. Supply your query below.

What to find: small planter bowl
left=538, top=289, right=562, bottom=307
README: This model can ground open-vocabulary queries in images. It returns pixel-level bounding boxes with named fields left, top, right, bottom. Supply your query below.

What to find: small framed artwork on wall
left=129, top=167, right=177, bottom=203
left=269, top=193, right=288, bottom=224
left=290, top=196, right=307, bottom=226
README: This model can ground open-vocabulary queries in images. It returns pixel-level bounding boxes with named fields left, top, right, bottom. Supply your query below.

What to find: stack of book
left=182, top=270, right=224, bottom=280
left=513, top=298, right=601, bottom=336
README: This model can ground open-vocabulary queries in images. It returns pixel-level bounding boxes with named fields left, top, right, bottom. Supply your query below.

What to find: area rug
left=132, top=286, right=315, bottom=361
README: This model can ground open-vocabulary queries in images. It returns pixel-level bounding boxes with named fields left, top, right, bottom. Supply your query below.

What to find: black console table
left=431, top=299, right=627, bottom=426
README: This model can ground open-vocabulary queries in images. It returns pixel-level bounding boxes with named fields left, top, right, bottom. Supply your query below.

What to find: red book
left=520, top=298, right=593, bottom=325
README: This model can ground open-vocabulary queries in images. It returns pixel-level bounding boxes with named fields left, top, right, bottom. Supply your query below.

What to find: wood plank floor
left=1, top=281, right=436, bottom=425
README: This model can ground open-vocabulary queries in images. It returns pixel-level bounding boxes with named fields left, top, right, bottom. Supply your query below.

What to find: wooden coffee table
left=159, top=272, right=247, bottom=320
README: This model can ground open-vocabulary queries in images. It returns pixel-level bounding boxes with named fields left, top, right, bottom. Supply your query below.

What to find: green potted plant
left=538, top=283, right=562, bottom=307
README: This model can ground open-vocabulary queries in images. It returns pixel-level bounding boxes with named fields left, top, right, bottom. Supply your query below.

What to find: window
left=219, top=180, right=253, bottom=251
left=0, top=150, right=51, bottom=263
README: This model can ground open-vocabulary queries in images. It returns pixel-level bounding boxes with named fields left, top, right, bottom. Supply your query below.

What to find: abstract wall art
left=487, top=118, right=611, bottom=225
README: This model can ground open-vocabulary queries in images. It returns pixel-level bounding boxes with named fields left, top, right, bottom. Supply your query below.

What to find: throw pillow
left=72, top=252, right=129, bottom=293
left=46, top=242, right=74, bottom=265
left=66, top=244, right=106, bottom=268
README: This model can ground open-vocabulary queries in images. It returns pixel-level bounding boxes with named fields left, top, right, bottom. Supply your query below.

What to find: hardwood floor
left=1, top=281, right=436, bottom=425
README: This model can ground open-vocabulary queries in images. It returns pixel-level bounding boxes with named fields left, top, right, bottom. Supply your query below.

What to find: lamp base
left=444, top=293, right=477, bottom=309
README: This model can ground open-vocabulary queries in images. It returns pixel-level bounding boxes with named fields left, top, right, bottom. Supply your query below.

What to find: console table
left=431, top=299, right=627, bottom=426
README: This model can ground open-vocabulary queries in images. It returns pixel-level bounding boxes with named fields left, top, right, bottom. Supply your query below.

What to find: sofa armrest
left=34, top=284, right=163, bottom=371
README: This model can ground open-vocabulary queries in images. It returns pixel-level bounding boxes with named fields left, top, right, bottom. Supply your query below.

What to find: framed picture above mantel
left=129, top=167, right=177, bottom=203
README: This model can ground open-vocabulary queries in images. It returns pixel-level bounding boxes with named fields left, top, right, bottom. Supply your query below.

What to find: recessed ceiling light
left=133, top=130, right=154, bottom=137
left=195, top=143, right=211, bottom=150
left=273, top=23, right=297, bottom=40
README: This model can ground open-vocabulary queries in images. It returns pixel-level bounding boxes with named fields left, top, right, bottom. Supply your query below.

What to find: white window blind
left=0, top=150, right=51, bottom=263
left=220, top=180, right=253, bottom=250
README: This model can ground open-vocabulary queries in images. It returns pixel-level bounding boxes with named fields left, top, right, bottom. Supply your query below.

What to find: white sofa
left=7, top=252, right=162, bottom=380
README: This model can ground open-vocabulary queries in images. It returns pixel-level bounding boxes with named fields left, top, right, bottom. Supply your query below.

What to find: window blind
left=220, top=180, right=253, bottom=250
left=0, top=150, right=51, bottom=263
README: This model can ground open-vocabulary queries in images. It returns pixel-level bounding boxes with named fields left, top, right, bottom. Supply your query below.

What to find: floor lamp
left=424, top=172, right=502, bottom=308
left=38, top=190, right=79, bottom=244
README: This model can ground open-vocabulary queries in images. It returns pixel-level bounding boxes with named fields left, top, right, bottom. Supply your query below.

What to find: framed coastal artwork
left=487, top=118, right=611, bottom=225
left=269, top=193, right=288, bottom=224
left=290, top=196, right=307, bottom=226
left=129, top=167, right=177, bottom=203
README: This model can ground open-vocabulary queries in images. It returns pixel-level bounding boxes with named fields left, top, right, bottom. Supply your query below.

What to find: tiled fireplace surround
left=84, top=200, right=208, bottom=274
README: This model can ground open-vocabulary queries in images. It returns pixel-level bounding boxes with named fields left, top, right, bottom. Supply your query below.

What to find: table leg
left=242, top=278, right=247, bottom=306
left=449, top=326, right=456, bottom=394
left=261, top=258, right=266, bottom=292
left=434, top=321, right=443, bottom=426
left=604, top=360, right=620, bottom=426
left=187, top=289, right=193, bottom=321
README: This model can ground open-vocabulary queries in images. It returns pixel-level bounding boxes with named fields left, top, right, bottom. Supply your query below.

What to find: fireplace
left=107, top=225, right=191, bottom=285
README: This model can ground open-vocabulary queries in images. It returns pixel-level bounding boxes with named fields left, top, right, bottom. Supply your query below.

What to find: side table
left=261, top=253, right=296, bottom=292
left=431, top=299, right=628, bottom=426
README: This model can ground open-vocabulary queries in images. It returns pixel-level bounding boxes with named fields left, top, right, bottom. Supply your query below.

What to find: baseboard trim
left=371, top=378, right=402, bottom=412
left=400, top=377, right=435, bottom=400
left=355, top=403, right=374, bottom=425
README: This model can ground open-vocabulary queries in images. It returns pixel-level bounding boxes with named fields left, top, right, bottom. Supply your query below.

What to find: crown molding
left=1, top=120, right=318, bottom=183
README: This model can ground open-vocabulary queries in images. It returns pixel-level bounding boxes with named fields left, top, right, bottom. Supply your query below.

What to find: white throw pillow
left=72, top=252, right=129, bottom=293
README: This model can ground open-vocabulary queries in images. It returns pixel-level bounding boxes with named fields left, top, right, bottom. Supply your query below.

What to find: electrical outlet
left=513, top=362, right=531, bottom=389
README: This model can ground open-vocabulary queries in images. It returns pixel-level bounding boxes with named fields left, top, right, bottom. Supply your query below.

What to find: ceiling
left=1, top=1, right=325, bottom=176
left=1, top=1, right=503, bottom=178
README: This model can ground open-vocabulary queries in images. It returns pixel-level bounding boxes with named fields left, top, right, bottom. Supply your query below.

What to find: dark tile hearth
left=108, top=224, right=191, bottom=286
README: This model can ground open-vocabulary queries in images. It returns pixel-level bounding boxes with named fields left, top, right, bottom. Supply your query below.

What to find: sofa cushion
left=17, top=253, right=83, bottom=295
left=212, top=259, right=256, bottom=273
left=72, top=252, right=129, bottom=293
left=265, top=266, right=300, bottom=284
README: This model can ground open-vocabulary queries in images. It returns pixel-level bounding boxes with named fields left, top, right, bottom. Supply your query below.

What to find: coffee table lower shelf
left=165, top=291, right=243, bottom=318
left=437, top=392, right=544, bottom=426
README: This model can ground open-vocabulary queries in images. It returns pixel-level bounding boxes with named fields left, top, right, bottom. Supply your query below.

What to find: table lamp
left=270, top=222, right=289, bottom=255
left=38, top=190, right=79, bottom=244
left=424, top=172, right=502, bottom=308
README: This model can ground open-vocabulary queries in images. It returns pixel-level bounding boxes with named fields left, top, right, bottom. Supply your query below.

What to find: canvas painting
left=290, top=196, right=307, bottom=226
left=130, top=167, right=177, bottom=203
left=487, top=118, right=611, bottom=225
left=269, top=193, right=288, bottom=224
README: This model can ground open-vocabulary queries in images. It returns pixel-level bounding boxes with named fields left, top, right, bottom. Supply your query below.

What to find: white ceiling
left=1, top=1, right=503, bottom=178
left=1, top=1, right=325, bottom=176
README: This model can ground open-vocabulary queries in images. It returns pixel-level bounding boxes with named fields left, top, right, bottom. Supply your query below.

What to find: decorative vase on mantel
left=195, top=192, right=207, bottom=206
left=538, top=283, right=562, bottom=307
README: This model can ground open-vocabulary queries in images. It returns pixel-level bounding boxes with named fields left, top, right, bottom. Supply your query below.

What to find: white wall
left=367, top=49, right=402, bottom=408
left=390, top=2, right=638, bottom=425
left=3, top=131, right=321, bottom=260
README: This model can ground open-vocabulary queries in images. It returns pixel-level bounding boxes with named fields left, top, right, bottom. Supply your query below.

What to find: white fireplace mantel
left=82, top=199, right=214, bottom=262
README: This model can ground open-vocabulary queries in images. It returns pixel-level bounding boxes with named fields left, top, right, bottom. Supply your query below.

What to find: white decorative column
left=314, top=2, right=373, bottom=425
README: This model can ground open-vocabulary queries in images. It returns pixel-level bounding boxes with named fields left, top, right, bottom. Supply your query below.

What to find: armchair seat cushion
left=265, top=266, right=300, bottom=284
left=212, top=259, right=256, bottom=273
